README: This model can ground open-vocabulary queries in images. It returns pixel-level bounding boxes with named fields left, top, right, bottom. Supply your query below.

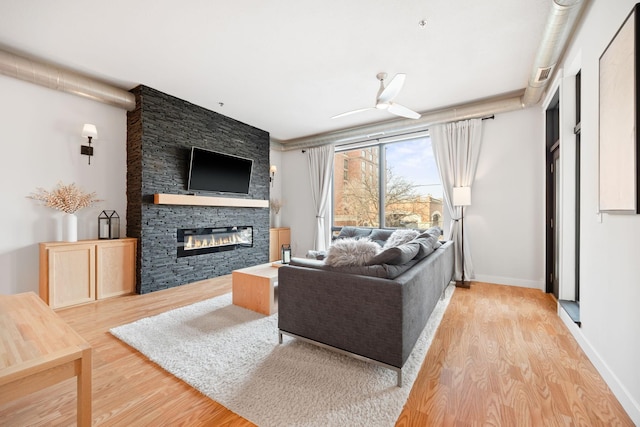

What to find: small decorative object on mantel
left=281, top=244, right=291, bottom=264
left=98, top=210, right=120, bottom=239
left=28, top=182, right=101, bottom=242
left=270, top=198, right=282, bottom=228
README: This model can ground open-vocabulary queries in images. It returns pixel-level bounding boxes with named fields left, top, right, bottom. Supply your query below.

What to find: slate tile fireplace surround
left=127, top=85, right=270, bottom=294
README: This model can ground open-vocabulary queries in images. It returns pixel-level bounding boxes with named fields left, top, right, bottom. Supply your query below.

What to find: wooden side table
left=0, top=292, right=92, bottom=426
left=232, top=263, right=281, bottom=315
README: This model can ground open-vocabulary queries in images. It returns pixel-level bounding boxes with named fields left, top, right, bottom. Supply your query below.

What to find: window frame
left=332, top=133, right=443, bottom=230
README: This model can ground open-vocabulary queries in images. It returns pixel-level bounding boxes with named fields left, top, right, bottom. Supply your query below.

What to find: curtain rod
left=302, top=115, right=495, bottom=153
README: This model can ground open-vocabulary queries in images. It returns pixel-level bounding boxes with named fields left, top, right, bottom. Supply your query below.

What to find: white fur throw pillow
left=324, top=237, right=381, bottom=267
left=383, top=229, right=419, bottom=249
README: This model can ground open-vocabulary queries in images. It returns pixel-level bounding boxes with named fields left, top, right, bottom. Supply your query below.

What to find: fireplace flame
left=184, top=231, right=248, bottom=250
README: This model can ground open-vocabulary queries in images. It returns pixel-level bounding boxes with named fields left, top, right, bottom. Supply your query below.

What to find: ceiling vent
left=535, top=66, right=554, bottom=83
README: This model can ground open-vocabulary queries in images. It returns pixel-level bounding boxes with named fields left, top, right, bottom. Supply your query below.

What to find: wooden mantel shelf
left=154, top=193, right=269, bottom=208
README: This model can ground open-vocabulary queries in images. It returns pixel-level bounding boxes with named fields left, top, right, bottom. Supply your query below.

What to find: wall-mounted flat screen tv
left=187, top=147, right=253, bottom=194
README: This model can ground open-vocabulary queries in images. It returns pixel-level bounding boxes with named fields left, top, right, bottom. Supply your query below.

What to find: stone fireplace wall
left=127, top=85, right=270, bottom=294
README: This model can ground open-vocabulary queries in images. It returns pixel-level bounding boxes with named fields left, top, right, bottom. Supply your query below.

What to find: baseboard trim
left=473, top=274, right=544, bottom=290
left=558, top=306, right=640, bottom=424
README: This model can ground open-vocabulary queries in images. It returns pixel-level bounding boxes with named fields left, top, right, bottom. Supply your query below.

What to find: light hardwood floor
left=0, top=279, right=633, bottom=426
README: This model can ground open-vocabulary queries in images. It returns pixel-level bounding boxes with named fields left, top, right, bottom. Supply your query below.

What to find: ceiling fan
left=332, top=72, right=421, bottom=120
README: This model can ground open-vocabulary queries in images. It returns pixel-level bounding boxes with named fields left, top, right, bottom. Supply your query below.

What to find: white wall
left=279, top=148, right=316, bottom=257
left=0, top=74, right=128, bottom=295
left=551, top=0, right=640, bottom=421
left=269, top=147, right=283, bottom=225
left=470, top=107, right=544, bottom=289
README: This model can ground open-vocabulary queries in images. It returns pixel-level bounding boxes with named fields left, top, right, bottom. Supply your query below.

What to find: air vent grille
left=535, top=66, right=554, bottom=83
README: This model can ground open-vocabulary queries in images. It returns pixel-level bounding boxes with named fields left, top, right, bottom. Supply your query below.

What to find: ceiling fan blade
left=388, top=103, right=421, bottom=119
left=331, top=107, right=376, bottom=119
left=378, top=73, right=406, bottom=103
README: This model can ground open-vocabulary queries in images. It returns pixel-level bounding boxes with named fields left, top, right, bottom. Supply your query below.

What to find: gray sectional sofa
left=277, top=226, right=455, bottom=386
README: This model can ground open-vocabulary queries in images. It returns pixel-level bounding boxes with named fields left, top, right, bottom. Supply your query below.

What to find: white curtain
left=431, top=118, right=483, bottom=281
left=307, top=144, right=335, bottom=251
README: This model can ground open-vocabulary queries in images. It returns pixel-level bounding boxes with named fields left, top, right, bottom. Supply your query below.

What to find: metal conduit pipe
left=0, top=49, right=135, bottom=111
left=277, top=0, right=587, bottom=149
left=521, top=0, right=586, bottom=106
left=278, top=91, right=525, bottom=151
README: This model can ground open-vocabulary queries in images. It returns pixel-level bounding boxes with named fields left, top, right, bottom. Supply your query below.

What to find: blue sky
left=384, top=136, right=443, bottom=199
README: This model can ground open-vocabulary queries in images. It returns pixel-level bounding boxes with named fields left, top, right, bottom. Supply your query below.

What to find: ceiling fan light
left=376, top=102, right=389, bottom=110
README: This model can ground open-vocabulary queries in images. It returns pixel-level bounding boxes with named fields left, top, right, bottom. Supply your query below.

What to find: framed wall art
left=599, top=3, right=640, bottom=213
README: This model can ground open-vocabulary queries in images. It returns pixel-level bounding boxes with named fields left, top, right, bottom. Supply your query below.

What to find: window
left=333, top=136, right=443, bottom=229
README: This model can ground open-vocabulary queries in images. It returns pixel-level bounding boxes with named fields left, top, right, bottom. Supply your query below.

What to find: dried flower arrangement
left=28, top=182, right=101, bottom=214
left=270, top=198, right=282, bottom=214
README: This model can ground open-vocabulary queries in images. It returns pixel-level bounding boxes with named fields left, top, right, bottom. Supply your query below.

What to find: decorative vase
left=272, top=213, right=281, bottom=228
left=63, top=213, right=78, bottom=242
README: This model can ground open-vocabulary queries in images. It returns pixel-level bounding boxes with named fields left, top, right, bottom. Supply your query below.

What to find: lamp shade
left=81, top=123, right=98, bottom=139
left=270, top=165, right=277, bottom=174
left=453, top=186, right=471, bottom=206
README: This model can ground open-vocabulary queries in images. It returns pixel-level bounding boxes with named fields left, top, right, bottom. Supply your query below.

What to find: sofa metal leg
left=396, top=369, right=403, bottom=387
left=278, top=330, right=283, bottom=344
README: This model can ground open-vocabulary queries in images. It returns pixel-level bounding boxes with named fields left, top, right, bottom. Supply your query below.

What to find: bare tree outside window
left=333, top=137, right=443, bottom=230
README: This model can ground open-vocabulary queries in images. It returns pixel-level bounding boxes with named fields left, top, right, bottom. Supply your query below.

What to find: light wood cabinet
left=39, top=238, right=137, bottom=309
left=269, top=227, right=291, bottom=262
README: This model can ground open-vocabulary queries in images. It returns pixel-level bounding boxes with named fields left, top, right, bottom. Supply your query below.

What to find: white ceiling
left=0, top=0, right=551, bottom=142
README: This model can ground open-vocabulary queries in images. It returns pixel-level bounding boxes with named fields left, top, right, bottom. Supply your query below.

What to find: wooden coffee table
left=232, top=262, right=281, bottom=315
left=0, top=292, right=92, bottom=426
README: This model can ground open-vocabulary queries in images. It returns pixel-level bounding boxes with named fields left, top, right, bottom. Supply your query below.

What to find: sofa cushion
left=289, top=257, right=388, bottom=278
left=289, top=257, right=326, bottom=269
left=412, top=234, right=442, bottom=260
left=368, top=229, right=395, bottom=246
left=383, top=229, right=420, bottom=249
left=368, top=241, right=420, bottom=265
left=324, top=237, right=381, bottom=267
left=335, top=226, right=373, bottom=240
left=306, top=250, right=327, bottom=260
left=384, top=258, right=420, bottom=279
left=417, top=226, right=442, bottom=240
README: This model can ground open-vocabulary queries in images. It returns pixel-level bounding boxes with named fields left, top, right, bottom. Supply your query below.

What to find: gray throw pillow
left=382, top=229, right=420, bottom=249
left=335, top=226, right=373, bottom=240
left=412, top=235, right=441, bottom=260
left=324, top=237, right=381, bottom=267
left=417, top=226, right=442, bottom=240
left=368, top=229, right=395, bottom=246
left=368, top=242, right=419, bottom=265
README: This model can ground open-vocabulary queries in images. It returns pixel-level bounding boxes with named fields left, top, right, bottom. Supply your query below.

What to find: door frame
left=545, top=90, right=560, bottom=296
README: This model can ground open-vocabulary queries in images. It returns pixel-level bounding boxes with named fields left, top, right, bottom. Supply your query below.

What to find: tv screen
left=187, top=147, right=253, bottom=194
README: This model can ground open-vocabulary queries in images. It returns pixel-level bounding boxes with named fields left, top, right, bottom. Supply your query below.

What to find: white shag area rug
left=110, top=284, right=455, bottom=427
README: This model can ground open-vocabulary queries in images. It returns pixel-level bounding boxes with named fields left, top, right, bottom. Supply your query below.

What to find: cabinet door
left=278, top=228, right=291, bottom=247
left=269, top=229, right=279, bottom=262
left=48, top=244, right=95, bottom=309
left=269, top=227, right=291, bottom=262
left=96, top=240, right=136, bottom=299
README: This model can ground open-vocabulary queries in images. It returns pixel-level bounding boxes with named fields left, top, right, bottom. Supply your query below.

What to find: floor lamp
left=453, top=186, right=471, bottom=288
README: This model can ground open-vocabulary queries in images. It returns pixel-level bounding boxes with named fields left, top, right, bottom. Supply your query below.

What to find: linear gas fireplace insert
left=177, top=226, right=253, bottom=258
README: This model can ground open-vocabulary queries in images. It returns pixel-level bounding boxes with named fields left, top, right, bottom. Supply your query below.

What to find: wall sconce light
left=81, top=124, right=98, bottom=165
left=270, top=165, right=277, bottom=187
